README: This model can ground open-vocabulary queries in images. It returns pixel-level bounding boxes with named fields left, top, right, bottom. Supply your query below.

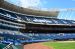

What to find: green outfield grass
left=42, top=41, right=75, bottom=49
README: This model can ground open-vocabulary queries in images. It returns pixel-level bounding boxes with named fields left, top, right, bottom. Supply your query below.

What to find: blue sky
left=5, top=0, right=75, bottom=20
left=41, top=0, right=75, bottom=8
left=5, top=0, right=75, bottom=8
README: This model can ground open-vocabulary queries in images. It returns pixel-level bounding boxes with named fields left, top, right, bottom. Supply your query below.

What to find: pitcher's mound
left=24, top=43, right=53, bottom=49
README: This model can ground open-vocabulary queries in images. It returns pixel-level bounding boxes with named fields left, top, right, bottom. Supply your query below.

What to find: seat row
left=0, top=8, right=75, bottom=24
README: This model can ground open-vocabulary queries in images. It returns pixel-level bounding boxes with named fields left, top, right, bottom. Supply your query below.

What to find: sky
left=5, top=0, right=75, bottom=20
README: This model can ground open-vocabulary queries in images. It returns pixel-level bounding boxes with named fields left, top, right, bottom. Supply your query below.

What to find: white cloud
left=5, top=0, right=42, bottom=8
left=19, top=0, right=41, bottom=8
left=5, top=0, right=54, bottom=11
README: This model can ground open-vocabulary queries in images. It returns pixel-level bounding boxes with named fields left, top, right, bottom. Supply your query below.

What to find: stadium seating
left=18, top=15, right=75, bottom=24
left=1, top=8, right=75, bottom=45
left=19, top=15, right=75, bottom=24
left=1, top=8, right=75, bottom=24
left=0, top=8, right=21, bottom=21
left=0, top=30, right=75, bottom=45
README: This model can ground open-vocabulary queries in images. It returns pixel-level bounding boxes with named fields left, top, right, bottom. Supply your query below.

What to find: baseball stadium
left=0, top=0, right=75, bottom=49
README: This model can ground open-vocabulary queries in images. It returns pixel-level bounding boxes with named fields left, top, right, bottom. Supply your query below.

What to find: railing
left=3, top=43, right=12, bottom=49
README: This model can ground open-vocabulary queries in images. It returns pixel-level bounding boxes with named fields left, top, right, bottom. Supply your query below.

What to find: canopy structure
left=0, top=0, right=59, bottom=18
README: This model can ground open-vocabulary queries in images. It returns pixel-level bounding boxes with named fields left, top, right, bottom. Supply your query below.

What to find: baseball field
left=24, top=41, right=75, bottom=49
left=42, top=41, right=75, bottom=49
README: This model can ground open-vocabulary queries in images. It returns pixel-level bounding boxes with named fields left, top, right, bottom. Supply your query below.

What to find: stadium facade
left=0, top=0, right=75, bottom=48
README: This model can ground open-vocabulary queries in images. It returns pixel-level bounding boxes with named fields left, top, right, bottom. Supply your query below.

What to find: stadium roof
left=0, top=0, right=59, bottom=17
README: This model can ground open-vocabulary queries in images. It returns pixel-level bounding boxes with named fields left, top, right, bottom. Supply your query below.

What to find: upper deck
left=0, top=0, right=59, bottom=18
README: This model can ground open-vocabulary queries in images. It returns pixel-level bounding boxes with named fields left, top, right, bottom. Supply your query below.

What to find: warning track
left=23, top=43, right=53, bottom=49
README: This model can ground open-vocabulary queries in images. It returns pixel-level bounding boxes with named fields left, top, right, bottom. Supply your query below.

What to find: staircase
left=3, top=43, right=23, bottom=49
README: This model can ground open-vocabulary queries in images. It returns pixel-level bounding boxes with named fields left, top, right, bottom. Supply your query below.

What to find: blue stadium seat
left=0, top=9, right=6, bottom=15
left=26, top=16, right=35, bottom=22
left=5, top=11, right=17, bottom=20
